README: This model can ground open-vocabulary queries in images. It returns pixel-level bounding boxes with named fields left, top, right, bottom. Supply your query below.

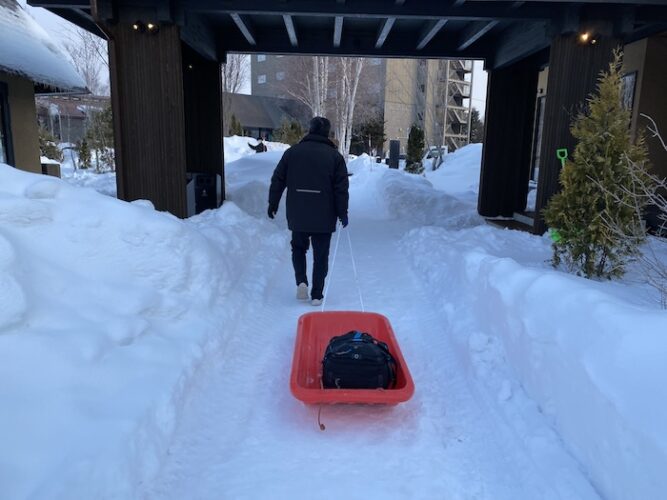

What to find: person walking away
left=268, top=117, right=349, bottom=306
left=248, top=137, right=267, bottom=153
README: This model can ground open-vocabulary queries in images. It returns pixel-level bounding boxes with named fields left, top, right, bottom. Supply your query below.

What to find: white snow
left=58, top=135, right=290, bottom=199
left=0, top=0, right=85, bottom=92
left=1, top=141, right=666, bottom=499
left=0, top=163, right=286, bottom=499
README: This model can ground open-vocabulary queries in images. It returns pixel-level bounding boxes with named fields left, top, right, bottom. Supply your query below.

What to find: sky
left=19, top=2, right=488, bottom=118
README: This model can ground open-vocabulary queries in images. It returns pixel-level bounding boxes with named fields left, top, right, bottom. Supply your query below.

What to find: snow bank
left=379, top=169, right=483, bottom=230
left=224, top=135, right=288, bottom=164
left=0, top=163, right=286, bottom=499
left=58, top=136, right=290, bottom=199
left=402, top=224, right=667, bottom=500
left=425, top=143, right=482, bottom=201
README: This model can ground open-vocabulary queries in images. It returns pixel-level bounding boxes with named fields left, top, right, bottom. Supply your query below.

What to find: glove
left=340, top=214, right=348, bottom=228
left=268, top=205, right=277, bottom=219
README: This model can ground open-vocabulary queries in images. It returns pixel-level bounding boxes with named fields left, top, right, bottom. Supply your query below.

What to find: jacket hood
left=300, top=133, right=337, bottom=149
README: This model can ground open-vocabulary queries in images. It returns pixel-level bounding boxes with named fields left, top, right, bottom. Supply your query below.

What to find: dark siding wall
left=182, top=45, right=225, bottom=199
left=534, top=33, right=620, bottom=233
left=108, top=24, right=187, bottom=217
left=478, top=61, right=539, bottom=217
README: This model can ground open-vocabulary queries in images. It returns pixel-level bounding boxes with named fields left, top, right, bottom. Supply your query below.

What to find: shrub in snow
left=85, top=105, right=115, bottom=172
left=38, top=126, right=63, bottom=162
left=229, top=113, right=243, bottom=136
left=77, top=138, right=92, bottom=169
left=405, top=124, right=425, bottom=174
left=544, top=50, right=649, bottom=279
left=272, top=119, right=304, bottom=145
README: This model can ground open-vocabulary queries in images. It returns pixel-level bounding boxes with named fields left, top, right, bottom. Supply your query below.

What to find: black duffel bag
left=322, top=331, right=397, bottom=389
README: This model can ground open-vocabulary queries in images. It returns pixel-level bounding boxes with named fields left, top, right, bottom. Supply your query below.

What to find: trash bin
left=388, top=140, right=400, bottom=169
left=186, top=173, right=218, bottom=216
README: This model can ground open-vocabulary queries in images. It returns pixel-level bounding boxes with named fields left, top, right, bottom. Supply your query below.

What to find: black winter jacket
left=268, top=134, right=349, bottom=233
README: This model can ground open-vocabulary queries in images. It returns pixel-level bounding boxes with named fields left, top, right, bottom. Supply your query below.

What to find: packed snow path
left=144, top=192, right=599, bottom=499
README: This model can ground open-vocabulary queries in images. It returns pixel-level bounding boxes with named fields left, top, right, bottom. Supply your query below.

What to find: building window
left=0, top=82, right=14, bottom=166
left=276, top=71, right=285, bottom=81
left=257, top=54, right=266, bottom=62
left=258, top=74, right=267, bottom=84
left=621, top=71, right=637, bottom=112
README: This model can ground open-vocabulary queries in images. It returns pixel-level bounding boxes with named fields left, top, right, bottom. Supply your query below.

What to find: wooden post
left=107, top=24, right=188, bottom=217
left=182, top=44, right=225, bottom=202
left=478, top=61, right=539, bottom=218
left=533, top=31, right=619, bottom=234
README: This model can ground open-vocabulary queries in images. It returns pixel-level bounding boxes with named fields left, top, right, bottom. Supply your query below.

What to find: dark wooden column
left=478, top=61, right=539, bottom=218
left=533, top=32, right=620, bottom=234
left=108, top=24, right=188, bottom=217
left=182, top=45, right=225, bottom=201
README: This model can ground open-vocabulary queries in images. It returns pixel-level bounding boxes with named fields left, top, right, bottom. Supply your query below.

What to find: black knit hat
left=309, top=116, right=331, bottom=138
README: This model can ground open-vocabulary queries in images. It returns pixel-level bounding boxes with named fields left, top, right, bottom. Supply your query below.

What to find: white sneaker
left=311, top=298, right=323, bottom=307
left=296, top=283, right=309, bottom=300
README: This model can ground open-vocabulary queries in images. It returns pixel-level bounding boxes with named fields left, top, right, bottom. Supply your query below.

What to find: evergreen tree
left=469, top=108, right=484, bottom=143
left=273, top=119, right=304, bottom=145
left=85, top=106, right=114, bottom=172
left=229, top=114, right=244, bottom=136
left=405, top=124, right=425, bottom=174
left=544, top=50, right=649, bottom=279
left=38, top=126, right=64, bottom=162
left=357, top=116, right=386, bottom=155
left=77, top=138, right=91, bottom=169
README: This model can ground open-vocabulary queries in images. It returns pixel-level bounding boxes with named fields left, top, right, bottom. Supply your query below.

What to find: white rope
left=345, top=226, right=365, bottom=312
left=320, top=222, right=342, bottom=312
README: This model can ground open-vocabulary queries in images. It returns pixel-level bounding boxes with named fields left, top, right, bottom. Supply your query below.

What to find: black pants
left=291, top=231, right=333, bottom=300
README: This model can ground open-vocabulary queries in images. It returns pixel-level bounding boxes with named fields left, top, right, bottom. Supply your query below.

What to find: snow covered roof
left=0, top=0, right=86, bottom=93
left=227, top=93, right=310, bottom=130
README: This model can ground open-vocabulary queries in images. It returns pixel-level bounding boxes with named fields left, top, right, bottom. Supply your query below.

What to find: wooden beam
left=458, top=20, right=498, bottom=50
left=230, top=13, right=256, bottom=45
left=467, top=0, right=666, bottom=4
left=376, top=17, right=395, bottom=49
left=182, top=46, right=224, bottom=205
left=106, top=24, right=188, bottom=217
left=283, top=14, right=298, bottom=47
left=47, top=7, right=104, bottom=36
left=182, top=0, right=555, bottom=21
left=490, top=21, right=551, bottom=69
left=614, top=6, right=636, bottom=36
left=417, top=19, right=447, bottom=50
left=180, top=13, right=219, bottom=60
left=333, top=16, right=344, bottom=47
left=218, top=24, right=495, bottom=59
left=28, top=0, right=88, bottom=7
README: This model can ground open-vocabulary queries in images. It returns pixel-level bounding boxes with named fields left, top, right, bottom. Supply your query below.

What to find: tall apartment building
left=251, top=54, right=473, bottom=153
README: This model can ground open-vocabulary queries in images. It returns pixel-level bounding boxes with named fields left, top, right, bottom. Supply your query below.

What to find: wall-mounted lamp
left=132, top=21, right=160, bottom=34
left=578, top=31, right=598, bottom=45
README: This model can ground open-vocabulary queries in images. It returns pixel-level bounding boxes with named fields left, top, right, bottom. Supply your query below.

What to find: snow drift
left=0, top=163, right=286, bottom=499
left=387, top=144, right=667, bottom=500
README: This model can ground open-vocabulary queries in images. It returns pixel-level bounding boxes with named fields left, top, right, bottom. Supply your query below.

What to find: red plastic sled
left=290, top=311, right=415, bottom=405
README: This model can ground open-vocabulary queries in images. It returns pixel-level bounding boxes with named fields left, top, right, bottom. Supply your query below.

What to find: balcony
left=449, top=59, right=473, bottom=72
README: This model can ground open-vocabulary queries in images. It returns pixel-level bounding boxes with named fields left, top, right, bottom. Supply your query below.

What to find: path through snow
left=142, top=159, right=599, bottom=499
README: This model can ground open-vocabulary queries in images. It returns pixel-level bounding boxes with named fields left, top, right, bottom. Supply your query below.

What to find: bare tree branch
left=62, top=26, right=109, bottom=95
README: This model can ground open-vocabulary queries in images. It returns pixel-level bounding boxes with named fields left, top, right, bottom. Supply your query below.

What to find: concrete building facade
left=250, top=55, right=473, bottom=155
